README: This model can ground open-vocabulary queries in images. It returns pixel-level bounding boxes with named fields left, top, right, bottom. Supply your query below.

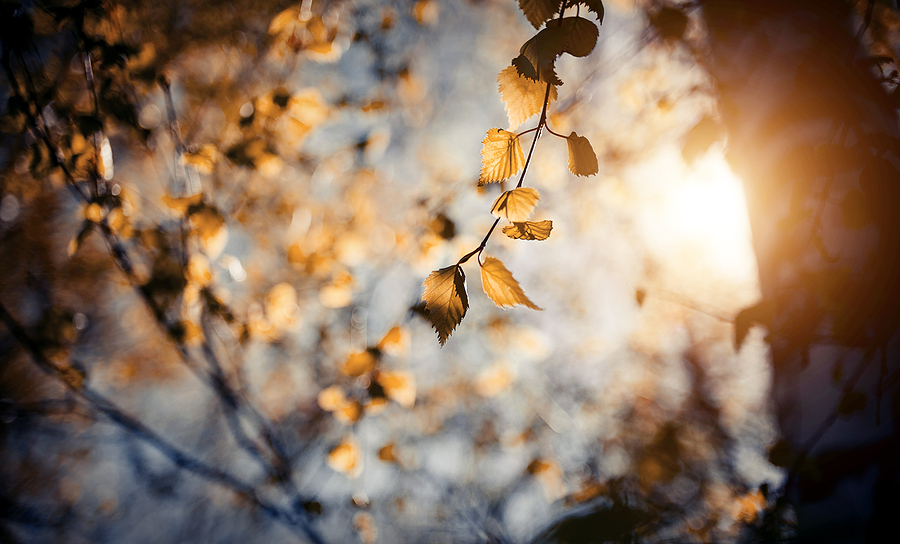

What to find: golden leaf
left=513, top=17, right=599, bottom=85
left=422, top=265, right=469, bottom=346
left=517, top=0, right=563, bottom=29
left=502, top=220, right=553, bottom=240
left=328, top=436, right=361, bottom=478
left=479, top=129, right=525, bottom=185
left=566, top=132, right=599, bottom=176
left=498, top=66, right=558, bottom=130
left=376, top=370, right=416, bottom=408
left=480, top=256, right=541, bottom=310
left=491, top=187, right=540, bottom=222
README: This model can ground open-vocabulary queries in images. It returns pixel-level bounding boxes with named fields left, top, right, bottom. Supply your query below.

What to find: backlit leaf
left=502, top=220, right=553, bottom=240
left=491, top=187, right=540, bottom=222
left=513, top=17, right=599, bottom=85
left=566, top=132, right=598, bottom=176
left=517, top=0, right=563, bottom=29
left=479, top=128, right=525, bottom=185
left=422, top=265, right=469, bottom=346
left=498, top=66, right=557, bottom=130
left=578, top=1, right=605, bottom=24
left=480, top=256, right=541, bottom=310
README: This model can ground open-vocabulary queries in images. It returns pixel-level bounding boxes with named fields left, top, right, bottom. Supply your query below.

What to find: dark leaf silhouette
left=513, top=17, right=599, bottom=85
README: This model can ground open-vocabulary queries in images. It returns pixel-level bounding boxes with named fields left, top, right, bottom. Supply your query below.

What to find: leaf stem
left=456, top=4, right=563, bottom=267
left=545, top=125, right=567, bottom=139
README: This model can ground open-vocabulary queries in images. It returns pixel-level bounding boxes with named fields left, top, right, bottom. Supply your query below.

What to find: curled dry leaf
left=422, top=265, right=469, bottom=346
left=491, top=187, right=540, bottom=222
left=498, top=66, right=558, bottom=130
left=480, top=256, right=541, bottom=310
left=566, top=132, right=598, bottom=176
left=502, top=220, right=552, bottom=240
left=479, top=128, right=525, bottom=185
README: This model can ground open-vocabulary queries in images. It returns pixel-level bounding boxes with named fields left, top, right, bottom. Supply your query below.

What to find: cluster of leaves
left=421, top=0, right=604, bottom=345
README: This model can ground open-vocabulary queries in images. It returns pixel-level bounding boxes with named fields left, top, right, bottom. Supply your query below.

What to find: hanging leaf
left=480, top=256, right=541, bottom=310
left=518, top=0, right=563, bottom=29
left=502, top=220, right=553, bottom=240
left=566, top=132, right=598, bottom=176
left=498, top=66, right=558, bottom=130
left=479, top=128, right=525, bottom=185
left=578, top=1, right=605, bottom=24
left=491, top=188, right=540, bottom=222
left=422, top=265, right=469, bottom=345
left=513, top=17, right=599, bottom=85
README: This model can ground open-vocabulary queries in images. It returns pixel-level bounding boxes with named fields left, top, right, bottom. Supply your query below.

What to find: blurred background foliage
left=2, top=0, right=896, bottom=542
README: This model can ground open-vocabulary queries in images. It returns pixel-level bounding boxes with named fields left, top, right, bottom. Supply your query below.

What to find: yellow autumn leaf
left=502, top=220, right=553, bottom=241
left=491, top=187, right=540, bottom=222
left=498, top=66, right=558, bottom=130
left=422, top=265, right=469, bottom=346
left=328, top=436, right=361, bottom=478
left=480, top=256, right=541, bottom=310
left=566, top=131, right=599, bottom=176
left=479, top=128, right=525, bottom=185
left=376, top=370, right=416, bottom=408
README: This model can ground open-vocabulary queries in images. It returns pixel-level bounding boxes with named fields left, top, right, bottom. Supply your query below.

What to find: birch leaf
left=517, top=0, right=563, bottom=29
left=566, top=132, right=598, bottom=176
left=502, top=220, right=553, bottom=240
left=498, top=66, right=557, bottom=130
left=480, top=128, right=525, bottom=185
left=422, top=265, right=469, bottom=345
left=491, top=188, right=540, bottom=222
left=480, top=256, right=541, bottom=310
left=513, top=17, right=599, bottom=85
left=578, top=1, right=605, bottom=24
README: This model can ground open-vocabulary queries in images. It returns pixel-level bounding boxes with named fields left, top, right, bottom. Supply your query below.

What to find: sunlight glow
left=658, top=151, right=756, bottom=279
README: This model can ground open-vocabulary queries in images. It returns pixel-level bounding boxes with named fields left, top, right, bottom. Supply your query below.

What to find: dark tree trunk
left=701, top=0, right=900, bottom=541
